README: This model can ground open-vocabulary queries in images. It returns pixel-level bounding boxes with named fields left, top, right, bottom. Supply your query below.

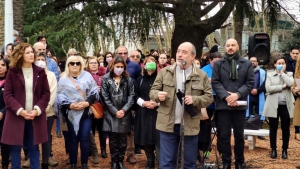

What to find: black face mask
left=154, top=55, right=159, bottom=61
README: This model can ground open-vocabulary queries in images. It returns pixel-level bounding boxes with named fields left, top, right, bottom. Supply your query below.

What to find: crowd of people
left=0, top=35, right=300, bottom=169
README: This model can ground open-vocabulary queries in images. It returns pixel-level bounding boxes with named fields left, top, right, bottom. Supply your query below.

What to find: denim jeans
left=160, top=124, right=198, bottom=169
left=11, top=120, right=40, bottom=169
left=66, top=114, right=93, bottom=164
left=56, top=116, right=61, bottom=132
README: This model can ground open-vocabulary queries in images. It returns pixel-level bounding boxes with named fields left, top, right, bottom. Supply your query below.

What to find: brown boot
left=90, top=133, right=99, bottom=164
left=48, top=157, right=59, bottom=167
left=126, top=153, right=136, bottom=164
left=22, top=159, right=30, bottom=168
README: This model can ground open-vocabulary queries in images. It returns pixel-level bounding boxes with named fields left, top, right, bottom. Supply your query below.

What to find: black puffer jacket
left=0, top=82, right=6, bottom=131
left=100, top=73, right=135, bottom=133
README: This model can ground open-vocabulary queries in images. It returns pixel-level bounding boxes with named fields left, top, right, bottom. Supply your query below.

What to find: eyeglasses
left=69, top=62, right=81, bottom=66
left=131, top=55, right=140, bottom=59
left=89, top=62, right=98, bottom=65
left=118, top=52, right=128, bottom=55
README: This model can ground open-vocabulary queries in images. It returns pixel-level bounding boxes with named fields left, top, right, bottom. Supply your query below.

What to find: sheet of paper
left=296, top=79, right=300, bottom=89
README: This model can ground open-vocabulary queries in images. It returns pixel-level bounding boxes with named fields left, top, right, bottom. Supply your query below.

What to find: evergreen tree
left=281, top=26, right=300, bottom=54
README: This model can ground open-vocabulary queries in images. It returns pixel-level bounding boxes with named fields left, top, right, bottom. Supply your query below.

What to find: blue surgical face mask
left=276, top=65, right=284, bottom=71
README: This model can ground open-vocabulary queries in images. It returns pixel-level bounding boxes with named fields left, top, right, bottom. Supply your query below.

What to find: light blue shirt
left=46, top=57, right=59, bottom=81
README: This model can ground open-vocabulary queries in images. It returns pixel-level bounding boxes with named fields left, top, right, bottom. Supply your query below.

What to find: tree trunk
left=171, top=25, right=206, bottom=59
left=171, top=0, right=235, bottom=58
left=234, top=1, right=244, bottom=55
left=13, top=0, right=24, bottom=39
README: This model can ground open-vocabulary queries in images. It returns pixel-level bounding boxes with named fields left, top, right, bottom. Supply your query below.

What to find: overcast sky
left=207, top=1, right=300, bottom=22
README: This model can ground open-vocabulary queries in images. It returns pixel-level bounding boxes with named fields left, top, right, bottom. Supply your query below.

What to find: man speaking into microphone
left=150, top=42, right=213, bottom=169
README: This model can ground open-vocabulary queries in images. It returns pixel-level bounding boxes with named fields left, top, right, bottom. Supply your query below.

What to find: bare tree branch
left=197, top=0, right=235, bottom=33
left=200, top=1, right=219, bottom=17
left=277, top=3, right=300, bottom=25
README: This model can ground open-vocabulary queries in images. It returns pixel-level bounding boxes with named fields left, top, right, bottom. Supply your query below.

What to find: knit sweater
left=22, top=68, right=34, bottom=112
left=16, top=68, right=42, bottom=116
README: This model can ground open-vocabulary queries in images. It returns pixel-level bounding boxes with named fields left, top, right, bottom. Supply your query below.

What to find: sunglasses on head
left=69, top=62, right=81, bottom=66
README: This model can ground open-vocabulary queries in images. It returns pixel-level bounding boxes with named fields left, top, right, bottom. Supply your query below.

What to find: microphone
left=181, top=60, right=187, bottom=66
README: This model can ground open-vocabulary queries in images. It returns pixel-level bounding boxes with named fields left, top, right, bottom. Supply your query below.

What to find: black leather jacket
left=100, top=73, right=135, bottom=133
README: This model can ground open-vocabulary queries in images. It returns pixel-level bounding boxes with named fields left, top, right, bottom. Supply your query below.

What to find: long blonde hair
left=294, top=53, right=300, bottom=78
left=61, top=55, right=85, bottom=77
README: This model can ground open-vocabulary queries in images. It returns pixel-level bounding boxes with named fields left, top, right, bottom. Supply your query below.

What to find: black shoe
left=56, top=131, right=62, bottom=138
left=146, top=160, right=155, bottom=169
left=223, top=163, right=231, bottom=169
left=69, top=164, right=76, bottom=169
left=101, top=149, right=107, bottom=158
left=235, top=163, right=244, bottom=169
left=135, top=147, right=142, bottom=156
left=118, top=162, right=126, bottom=169
left=41, top=163, right=49, bottom=169
left=111, top=162, right=118, bottom=169
left=258, top=136, right=265, bottom=140
left=270, top=148, right=277, bottom=159
left=82, top=163, right=89, bottom=169
left=282, top=149, right=288, bottom=159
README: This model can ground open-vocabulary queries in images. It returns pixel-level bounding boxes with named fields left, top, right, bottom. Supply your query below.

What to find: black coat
left=212, top=56, right=254, bottom=110
left=100, top=73, right=135, bottom=133
left=0, top=82, right=6, bottom=131
left=134, top=72, right=160, bottom=146
left=286, top=56, right=296, bottom=76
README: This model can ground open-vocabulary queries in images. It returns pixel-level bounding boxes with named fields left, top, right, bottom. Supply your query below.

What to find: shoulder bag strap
left=68, top=75, right=85, bottom=98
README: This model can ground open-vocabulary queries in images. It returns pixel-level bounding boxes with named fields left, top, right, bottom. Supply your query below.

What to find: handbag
left=68, top=76, right=104, bottom=119
left=90, top=101, right=104, bottom=119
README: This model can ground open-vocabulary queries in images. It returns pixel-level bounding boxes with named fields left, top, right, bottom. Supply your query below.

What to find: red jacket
left=1, top=64, right=50, bottom=145
left=157, top=63, right=170, bottom=72
left=88, top=66, right=106, bottom=87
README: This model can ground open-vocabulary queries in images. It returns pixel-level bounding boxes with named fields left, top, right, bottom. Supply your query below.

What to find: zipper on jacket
left=34, top=76, right=38, bottom=92
left=18, top=74, right=25, bottom=86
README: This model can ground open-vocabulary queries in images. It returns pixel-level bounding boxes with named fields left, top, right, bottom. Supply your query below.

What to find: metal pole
left=4, top=0, right=14, bottom=55
left=180, top=62, right=186, bottom=169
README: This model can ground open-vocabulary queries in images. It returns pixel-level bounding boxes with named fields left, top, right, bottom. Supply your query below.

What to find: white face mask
left=99, top=62, right=104, bottom=67
left=106, top=57, right=112, bottom=63
left=114, top=68, right=124, bottom=76
left=36, top=60, right=46, bottom=68
left=196, top=65, right=200, bottom=69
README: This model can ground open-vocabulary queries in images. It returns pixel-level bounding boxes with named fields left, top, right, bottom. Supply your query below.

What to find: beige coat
left=149, top=63, right=213, bottom=135
left=262, top=71, right=294, bottom=118
left=292, top=78, right=300, bottom=126
left=46, top=70, right=57, bottom=117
